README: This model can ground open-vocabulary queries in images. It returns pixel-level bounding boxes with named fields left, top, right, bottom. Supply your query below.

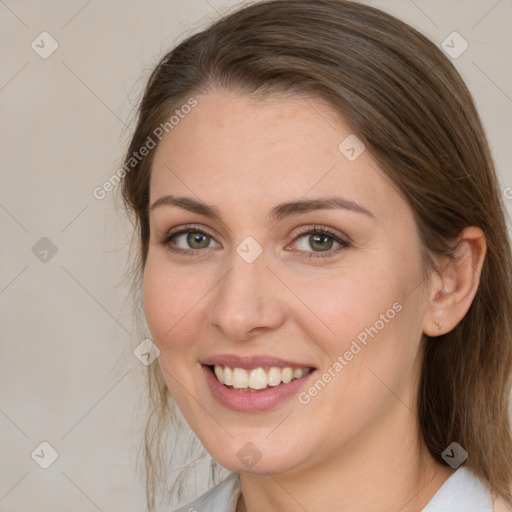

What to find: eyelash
left=159, top=224, right=351, bottom=259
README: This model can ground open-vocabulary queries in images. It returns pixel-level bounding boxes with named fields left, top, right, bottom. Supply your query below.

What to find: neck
left=236, top=400, right=455, bottom=512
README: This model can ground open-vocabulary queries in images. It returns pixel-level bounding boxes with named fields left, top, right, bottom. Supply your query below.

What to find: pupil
left=310, top=234, right=333, bottom=251
left=188, top=233, right=209, bottom=249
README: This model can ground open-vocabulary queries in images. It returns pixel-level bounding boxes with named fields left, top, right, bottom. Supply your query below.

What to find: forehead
left=149, top=91, right=404, bottom=222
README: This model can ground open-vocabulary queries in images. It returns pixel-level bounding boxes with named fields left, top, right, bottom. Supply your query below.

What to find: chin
left=216, top=454, right=298, bottom=476
left=203, top=433, right=313, bottom=476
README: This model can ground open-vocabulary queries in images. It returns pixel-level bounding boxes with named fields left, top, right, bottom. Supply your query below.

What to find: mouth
left=209, top=364, right=313, bottom=392
left=201, top=356, right=316, bottom=411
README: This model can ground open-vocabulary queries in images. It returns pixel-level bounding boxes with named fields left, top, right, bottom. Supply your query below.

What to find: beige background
left=1, top=1, right=511, bottom=511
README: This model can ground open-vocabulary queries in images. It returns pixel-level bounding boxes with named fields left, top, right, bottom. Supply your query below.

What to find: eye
left=160, top=225, right=221, bottom=254
left=159, top=224, right=350, bottom=258
left=290, top=226, right=350, bottom=258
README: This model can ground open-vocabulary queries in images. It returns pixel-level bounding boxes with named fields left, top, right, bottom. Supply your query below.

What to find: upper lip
left=201, top=354, right=315, bottom=370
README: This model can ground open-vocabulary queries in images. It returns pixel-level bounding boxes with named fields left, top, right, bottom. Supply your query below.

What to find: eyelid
left=286, top=225, right=351, bottom=257
left=163, top=223, right=216, bottom=240
left=291, top=224, right=351, bottom=244
left=159, top=224, right=220, bottom=252
left=159, top=223, right=351, bottom=258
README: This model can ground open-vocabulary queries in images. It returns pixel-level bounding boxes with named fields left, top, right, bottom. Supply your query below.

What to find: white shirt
left=171, top=467, right=493, bottom=511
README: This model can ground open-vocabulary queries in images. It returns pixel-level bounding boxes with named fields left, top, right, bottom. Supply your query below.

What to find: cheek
left=300, top=289, right=423, bottom=444
left=142, top=257, right=205, bottom=410
left=328, top=276, right=424, bottom=410
left=290, top=251, right=424, bottom=396
left=142, top=259, right=171, bottom=343
left=142, top=256, right=203, bottom=354
left=288, top=265, right=404, bottom=352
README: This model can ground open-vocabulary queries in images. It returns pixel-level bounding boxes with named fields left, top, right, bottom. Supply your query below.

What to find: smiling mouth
left=209, top=364, right=313, bottom=392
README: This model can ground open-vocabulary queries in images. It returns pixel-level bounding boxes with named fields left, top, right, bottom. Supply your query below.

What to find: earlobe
left=423, top=227, right=486, bottom=337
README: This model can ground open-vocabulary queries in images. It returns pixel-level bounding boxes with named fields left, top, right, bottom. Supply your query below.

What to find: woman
left=121, top=0, right=512, bottom=510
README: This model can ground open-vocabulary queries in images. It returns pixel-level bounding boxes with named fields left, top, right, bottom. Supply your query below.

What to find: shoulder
left=422, top=467, right=494, bottom=512
left=493, top=496, right=512, bottom=512
left=171, top=473, right=241, bottom=512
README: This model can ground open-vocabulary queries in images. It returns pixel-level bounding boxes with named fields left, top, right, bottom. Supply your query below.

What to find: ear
left=423, top=227, right=486, bottom=337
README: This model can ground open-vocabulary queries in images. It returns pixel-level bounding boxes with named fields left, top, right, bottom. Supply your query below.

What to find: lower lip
left=202, top=365, right=316, bottom=412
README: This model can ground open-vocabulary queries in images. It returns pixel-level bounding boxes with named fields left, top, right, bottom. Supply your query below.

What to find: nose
left=209, top=248, right=286, bottom=341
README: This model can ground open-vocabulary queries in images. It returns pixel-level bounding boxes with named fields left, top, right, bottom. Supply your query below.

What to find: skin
left=143, top=91, right=486, bottom=511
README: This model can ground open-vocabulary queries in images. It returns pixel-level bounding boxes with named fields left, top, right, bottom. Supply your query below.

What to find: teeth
left=281, top=367, right=293, bottom=383
left=267, top=367, right=282, bottom=386
left=233, top=367, right=249, bottom=389
left=213, top=365, right=311, bottom=390
left=214, top=365, right=224, bottom=381
left=248, top=368, right=267, bottom=390
left=223, top=366, right=233, bottom=386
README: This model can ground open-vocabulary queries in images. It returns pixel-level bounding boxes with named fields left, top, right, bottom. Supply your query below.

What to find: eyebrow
left=149, top=195, right=375, bottom=222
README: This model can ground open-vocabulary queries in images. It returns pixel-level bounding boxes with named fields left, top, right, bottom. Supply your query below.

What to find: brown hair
left=121, top=0, right=512, bottom=509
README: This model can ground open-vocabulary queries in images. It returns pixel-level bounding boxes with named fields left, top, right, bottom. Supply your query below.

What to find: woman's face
left=143, top=91, right=432, bottom=474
